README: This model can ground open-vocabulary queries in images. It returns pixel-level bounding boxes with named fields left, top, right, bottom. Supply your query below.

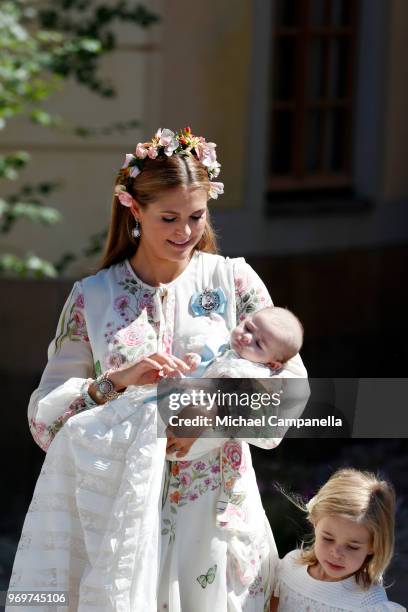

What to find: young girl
left=270, top=468, right=406, bottom=611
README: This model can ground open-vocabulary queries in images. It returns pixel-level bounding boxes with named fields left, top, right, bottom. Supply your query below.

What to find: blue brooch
left=190, top=287, right=227, bottom=316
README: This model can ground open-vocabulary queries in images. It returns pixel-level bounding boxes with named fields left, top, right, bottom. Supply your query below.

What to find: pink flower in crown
left=115, top=185, right=133, bottom=205
left=114, top=295, right=131, bottom=312
left=75, top=293, right=84, bottom=309
left=223, top=440, right=246, bottom=472
left=178, top=461, right=192, bottom=469
left=147, top=147, right=158, bottom=159
left=195, top=141, right=217, bottom=166
left=119, top=191, right=135, bottom=207
left=123, top=325, right=146, bottom=346
left=135, top=143, right=148, bottom=159
left=235, top=273, right=250, bottom=297
left=208, top=182, right=224, bottom=199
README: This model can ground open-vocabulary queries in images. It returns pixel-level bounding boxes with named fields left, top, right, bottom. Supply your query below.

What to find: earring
left=132, top=220, right=141, bottom=238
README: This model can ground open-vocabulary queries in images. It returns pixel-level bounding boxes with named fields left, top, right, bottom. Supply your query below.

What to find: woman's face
left=313, top=514, right=373, bottom=581
left=132, top=186, right=208, bottom=264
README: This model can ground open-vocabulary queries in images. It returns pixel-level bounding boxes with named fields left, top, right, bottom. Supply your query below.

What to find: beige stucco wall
left=1, top=0, right=252, bottom=277
left=158, top=1, right=252, bottom=211
left=382, top=0, right=408, bottom=200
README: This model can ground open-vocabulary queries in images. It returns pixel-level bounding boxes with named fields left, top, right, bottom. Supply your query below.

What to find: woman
left=9, top=128, right=307, bottom=611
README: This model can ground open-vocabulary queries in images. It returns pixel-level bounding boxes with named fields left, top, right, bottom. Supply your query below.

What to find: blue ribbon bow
left=190, top=287, right=227, bottom=316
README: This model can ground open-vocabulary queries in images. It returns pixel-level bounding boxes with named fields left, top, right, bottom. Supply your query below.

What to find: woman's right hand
left=108, top=352, right=191, bottom=389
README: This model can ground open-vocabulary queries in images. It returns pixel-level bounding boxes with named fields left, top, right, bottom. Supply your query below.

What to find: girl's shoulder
left=360, top=583, right=406, bottom=610
left=277, top=550, right=405, bottom=610
left=278, top=548, right=306, bottom=579
left=281, top=547, right=304, bottom=564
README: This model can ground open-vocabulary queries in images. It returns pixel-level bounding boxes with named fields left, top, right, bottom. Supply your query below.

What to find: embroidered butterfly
left=196, top=564, right=217, bottom=588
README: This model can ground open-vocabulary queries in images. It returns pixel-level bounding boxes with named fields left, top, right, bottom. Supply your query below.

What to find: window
left=269, top=0, right=359, bottom=193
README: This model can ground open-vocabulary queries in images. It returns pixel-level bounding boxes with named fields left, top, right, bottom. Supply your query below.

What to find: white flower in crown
left=208, top=161, right=221, bottom=179
left=155, top=128, right=179, bottom=156
left=135, top=143, right=148, bottom=159
left=208, top=182, right=224, bottom=199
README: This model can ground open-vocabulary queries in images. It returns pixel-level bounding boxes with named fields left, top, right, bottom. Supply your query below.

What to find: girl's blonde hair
left=98, top=154, right=218, bottom=271
left=299, top=468, right=396, bottom=588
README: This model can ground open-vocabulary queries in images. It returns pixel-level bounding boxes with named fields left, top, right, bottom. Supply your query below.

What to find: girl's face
left=313, top=515, right=373, bottom=581
left=132, top=186, right=208, bottom=264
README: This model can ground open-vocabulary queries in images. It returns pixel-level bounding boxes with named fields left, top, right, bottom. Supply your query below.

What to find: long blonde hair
left=299, top=468, right=396, bottom=588
left=98, top=154, right=218, bottom=271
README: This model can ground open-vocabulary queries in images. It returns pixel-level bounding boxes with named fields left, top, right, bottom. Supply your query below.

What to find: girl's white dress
left=8, top=251, right=308, bottom=612
left=274, top=550, right=406, bottom=611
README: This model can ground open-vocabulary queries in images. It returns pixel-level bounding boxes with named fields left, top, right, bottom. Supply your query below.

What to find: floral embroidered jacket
left=28, top=251, right=307, bottom=452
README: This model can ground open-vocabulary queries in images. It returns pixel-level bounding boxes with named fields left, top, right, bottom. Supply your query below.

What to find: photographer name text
left=168, top=414, right=343, bottom=429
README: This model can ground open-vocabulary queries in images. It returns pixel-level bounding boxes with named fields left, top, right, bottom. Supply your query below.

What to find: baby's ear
left=268, top=360, right=283, bottom=371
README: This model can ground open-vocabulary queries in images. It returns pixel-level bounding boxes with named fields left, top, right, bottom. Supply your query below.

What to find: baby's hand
left=184, top=352, right=202, bottom=371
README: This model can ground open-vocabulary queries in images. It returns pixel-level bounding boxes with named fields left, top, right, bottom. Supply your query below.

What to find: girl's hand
left=109, top=352, right=191, bottom=389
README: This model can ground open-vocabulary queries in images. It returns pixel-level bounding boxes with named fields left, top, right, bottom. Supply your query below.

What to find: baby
left=165, top=306, right=305, bottom=459
left=185, top=306, right=304, bottom=378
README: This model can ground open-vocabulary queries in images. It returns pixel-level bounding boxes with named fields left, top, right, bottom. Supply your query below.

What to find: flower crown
left=114, top=126, right=224, bottom=207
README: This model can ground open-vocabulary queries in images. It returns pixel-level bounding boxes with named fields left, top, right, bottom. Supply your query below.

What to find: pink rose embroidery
left=223, top=441, right=246, bottom=472
left=123, top=326, right=145, bottom=346
left=235, top=274, right=250, bottom=297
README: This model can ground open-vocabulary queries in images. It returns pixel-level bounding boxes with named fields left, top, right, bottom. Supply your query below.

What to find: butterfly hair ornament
left=114, top=126, right=224, bottom=207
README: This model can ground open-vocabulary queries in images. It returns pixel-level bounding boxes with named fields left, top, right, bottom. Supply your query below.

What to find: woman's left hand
left=166, top=429, right=199, bottom=458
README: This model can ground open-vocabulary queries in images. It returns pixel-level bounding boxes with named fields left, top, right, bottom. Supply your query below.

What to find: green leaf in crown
left=196, top=564, right=217, bottom=588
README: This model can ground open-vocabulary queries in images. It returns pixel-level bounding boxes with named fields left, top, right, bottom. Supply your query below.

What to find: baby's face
left=230, top=311, right=278, bottom=364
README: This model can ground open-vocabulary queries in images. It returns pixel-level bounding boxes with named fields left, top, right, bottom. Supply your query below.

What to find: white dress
left=274, top=550, right=406, bottom=611
left=8, top=251, right=308, bottom=612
